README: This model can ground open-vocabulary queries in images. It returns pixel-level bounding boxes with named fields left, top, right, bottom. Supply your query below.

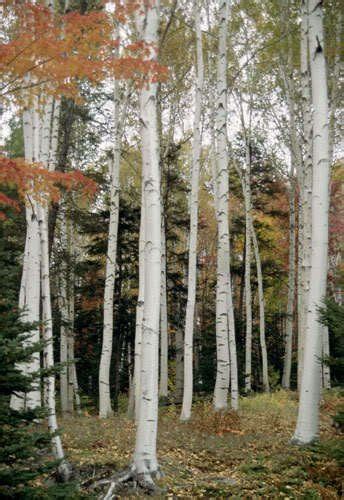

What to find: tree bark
left=282, top=179, right=296, bottom=389
left=133, top=0, right=161, bottom=483
left=180, top=0, right=204, bottom=421
left=293, top=0, right=330, bottom=445
left=134, top=185, right=145, bottom=423
left=213, top=0, right=232, bottom=412
left=250, top=220, right=270, bottom=392
left=298, top=0, right=313, bottom=391
left=159, top=215, right=168, bottom=398
left=244, top=148, right=253, bottom=394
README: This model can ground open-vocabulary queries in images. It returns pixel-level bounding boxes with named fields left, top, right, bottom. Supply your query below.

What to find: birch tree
left=213, top=0, right=230, bottom=411
left=250, top=220, right=269, bottom=392
left=99, top=76, right=121, bottom=418
left=132, top=0, right=161, bottom=486
left=134, top=185, right=145, bottom=422
left=13, top=87, right=72, bottom=477
left=213, top=0, right=238, bottom=411
left=159, top=215, right=168, bottom=398
left=244, top=151, right=253, bottom=394
left=10, top=99, right=42, bottom=412
left=298, top=0, right=313, bottom=391
left=292, top=0, right=330, bottom=444
left=180, top=0, right=204, bottom=422
left=280, top=55, right=299, bottom=390
left=236, top=93, right=253, bottom=394
left=282, top=175, right=296, bottom=390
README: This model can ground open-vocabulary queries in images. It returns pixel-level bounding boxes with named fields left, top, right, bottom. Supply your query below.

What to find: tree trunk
left=175, top=297, right=184, bottom=404
left=180, top=0, right=204, bottom=422
left=250, top=220, right=270, bottom=392
left=293, top=0, right=329, bottom=444
left=133, top=0, right=161, bottom=483
left=11, top=101, right=41, bottom=411
left=298, top=0, right=313, bottom=391
left=244, top=149, right=252, bottom=394
left=134, top=185, right=145, bottom=423
left=282, top=179, right=296, bottom=389
left=159, top=215, right=168, bottom=399
left=213, top=0, right=231, bottom=412
left=59, top=209, right=69, bottom=416
left=39, top=204, right=71, bottom=481
left=99, top=70, right=121, bottom=417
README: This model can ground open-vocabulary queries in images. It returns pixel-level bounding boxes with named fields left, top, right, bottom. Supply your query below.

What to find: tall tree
left=159, top=215, right=168, bottom=399
left=292, top=0, right=330, bottom=444
left=180, top=0, right=204, bottom=422
left=132, top=0, right=161, bottom=486
left=99, top=72, right=122, bottom=418
left=213, top=0, right=238, bottom=411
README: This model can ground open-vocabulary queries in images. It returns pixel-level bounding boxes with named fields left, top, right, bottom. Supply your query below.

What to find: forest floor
left=61, top=390, right=343, bottom=498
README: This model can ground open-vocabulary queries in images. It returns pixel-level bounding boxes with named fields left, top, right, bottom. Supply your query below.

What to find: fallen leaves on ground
left=60, top=389, right=343, bottom=498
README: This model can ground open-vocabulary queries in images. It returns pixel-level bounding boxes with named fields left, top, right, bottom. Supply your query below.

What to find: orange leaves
left=1, top=4, right=112, bottom=100
left=0, top=156, right=97, bottom=216
left=1, top=1, right=168, bottom=103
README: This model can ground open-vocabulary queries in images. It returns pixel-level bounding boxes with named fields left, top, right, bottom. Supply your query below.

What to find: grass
left=60, top=390, right=343, bottom=498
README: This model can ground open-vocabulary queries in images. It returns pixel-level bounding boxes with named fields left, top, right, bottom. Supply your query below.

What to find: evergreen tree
left=0, top=215, right=75, bottom=499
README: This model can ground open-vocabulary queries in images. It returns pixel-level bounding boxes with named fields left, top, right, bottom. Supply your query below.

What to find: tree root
left=91, top=465, right=163, bottom=499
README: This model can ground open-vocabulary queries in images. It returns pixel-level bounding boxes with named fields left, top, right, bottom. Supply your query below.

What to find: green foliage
left=0, top=301, right=68, bottom=499
left=0, top=218, right=76, bottom=499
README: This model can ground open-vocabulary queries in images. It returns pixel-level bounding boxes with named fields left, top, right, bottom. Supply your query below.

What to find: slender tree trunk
left=250, top=220, right=270, bottom=392
left=298, top=0, right=313, bottom=391
left=175, top=296, right=184, bottom=404
left=10, top=99, right=42, bottom=411
left=282, top=179, right=296, bottom=389
left=72, top=362, right=81, bottom=416
left=59, top=209, right=69, bottom=415
left=244, top=150, right=253, bottom=394
left=321, top=8, right=341, bottom=388
left=213, top=0, right=231, bottom=412
left=180, top=0, right=204, bottom=421
left=134, top=185, right=145, bottom=423
left=159, top=215, right=168, bottom=398
left=39, top=205, right=71, bottom=481
left=133, top=0, right=161, bottom=482
left=99, top=71, right=121, bottom=417
left=293, top=0, right=329, bottom=444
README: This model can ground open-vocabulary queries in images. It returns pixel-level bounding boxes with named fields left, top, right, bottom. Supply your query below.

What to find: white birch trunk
left=99, top=51, right=121, bottom=417
left=280, top=69, right=299, bottom=390
left=282, top=178, right=296, bottom=389
left=213, top=0, right=237, bottom=411
left=228, top=271, right=239, bottom=409
left=59, top=209, right=69, bottom=415
left=180, top=0, right=204, bottom=421
left=159, top=215, right=168, bottom=398
left=134, top=185, right=145, bottom=423
left=244, top=150, right=252, bottom=394
left=133, top=0, right=161, bottom=482
left=250, top=220, right=270, bottom=392
left=37, top=79, right=70, bottom=474
left=293, top=0, right=329, bottom=444
left=38, top=204, right=71, bottom=480
left=298, top=0, right=313, bottom=391
left=11, top=101, right=41, bottom=411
